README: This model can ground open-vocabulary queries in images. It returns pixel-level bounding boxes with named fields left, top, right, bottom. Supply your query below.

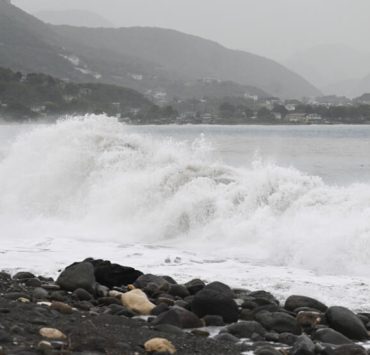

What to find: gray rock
left=264, top=332, right=279, bottom=342
left=13, top=271, right=35, bottom=280
left=184, top=279, right=205, bottom=295
left=254, top=347, right=282, bottom=355
left=168, top=284, right=190, bottom=298
left=255, top=311, right=301, bottom=335
left=0, top=272, right=11, bottom=281
left=333, top=344, right=367, bottom=355
left=151, top=303, right=170, bottom=316
left=226, top=321, right=266, bottom=338
left=32, top=287, right=49, bottom=300
left=290, top=334, right=315, bottom=355
left=152, top=307, right=203, bottom=329
left=107, top=304, right=135, bottom=317
left=278, top=332, right=299, bottom=345
left=56, top=262, right=95, bottom=293
left=72, top=288, right=93, bottom=301
left=25, top=278, right=42, bottom=287
left=285, top=295, right=328, bottom=313
left=49, top=291, right=67, bottom=302
left=203, top=315, right=224, bottom=326
left=249, top=290, right=279, bottom=305
left=204, top=281, right=234, bottom=298
left=133, top=274, right=169, bottom=290
left=312, top=327, right=353, bottom=345
left=97, top=297, right=121, bottom=306
left=94, top=283, right=109, bottom=298
left=326, top=306, right=369, bottom=341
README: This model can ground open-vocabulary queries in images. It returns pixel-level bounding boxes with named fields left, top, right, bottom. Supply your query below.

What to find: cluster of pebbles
left=0, top=258, right=370, bottom=355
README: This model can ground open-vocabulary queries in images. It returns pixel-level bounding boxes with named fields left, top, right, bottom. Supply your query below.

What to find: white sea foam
left=1, top=115, right=370, bottom=308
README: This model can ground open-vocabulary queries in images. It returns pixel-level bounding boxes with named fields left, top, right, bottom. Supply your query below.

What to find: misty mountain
left=285, top=44, right=370, bottom=97
left=34, top=9, right=115, bottom=28
left=0, top=0, right=320, bottom=100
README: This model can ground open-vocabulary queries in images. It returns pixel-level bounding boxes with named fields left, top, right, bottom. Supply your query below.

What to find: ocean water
left=1, top=115, right=370, bottom=310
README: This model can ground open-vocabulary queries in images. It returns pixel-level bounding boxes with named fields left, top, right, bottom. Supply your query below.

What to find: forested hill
left=0, top=67, right=167, bottom=121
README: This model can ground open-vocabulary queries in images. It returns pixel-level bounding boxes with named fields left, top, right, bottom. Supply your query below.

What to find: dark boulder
left=72, top=288, right=93, bottom=301
left=333, top=344, right=367, bottom=355
left=191, top=286, right=239, bottom=323
left=278, top=332, right=299, bottom=345
left=225, top=321, right=266, bottom=338
left=255, top=311, right=301, bottom=335
left=285, top=295, right=328, bottom=313
left=32, top=287, right=48, bottom=300
left=326, top=306, right=369, bottom=341
left=214, top=333, right=239, bottom=343
left=85, top=259, right=143, bottom=288
left=151, top=307, right=203, bottom=329
left=0, top=272, right=11, bottom=281
left=184, top=279, right=205, bottom=295
left=25, top=278, right=42, bottom=287
left=204, top=281, right=234, bottom=298
left=249, top=290, right=279, bottom=305
left=254, top=347, right=282, bottom=355
left=56, top=262, right=95, bottom=293
left=133, top=274, right=169, bottom=291
left=162, top=276, right=177, bottom=284
left=151, top=303, right=170, bottom=316
left=203, top=315, right=225, bottom=326
left=13, top=271, right=35, bottom=280
left=290, top=334, right=315, bottom=355
left=168, top=284, right=190, bottom=298
left=312, top=328, right=353, bottom=345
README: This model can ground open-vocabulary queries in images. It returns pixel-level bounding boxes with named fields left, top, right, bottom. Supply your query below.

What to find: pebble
left=37, top=340, right=53, bottom=351
left=33, top=287, right=49, bottom=300
left=39, top=328, right=67, bottom=340
left=121, top=289, right=155, bottom=315
left=17, top=297, right=30, bottom=303
left=144, top=337, right=176, bottom=354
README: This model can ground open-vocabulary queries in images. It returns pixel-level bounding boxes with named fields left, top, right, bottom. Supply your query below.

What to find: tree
left=257, top=107, right=275, bottom=122
left=219, top=102, right=235, bottom=118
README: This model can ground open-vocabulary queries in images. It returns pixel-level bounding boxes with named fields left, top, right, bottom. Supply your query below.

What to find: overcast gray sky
left=12, top=0, right=370, bottom=61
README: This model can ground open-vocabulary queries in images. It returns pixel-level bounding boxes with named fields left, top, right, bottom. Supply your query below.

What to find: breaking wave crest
left=1, top=115, right=370, bottom=275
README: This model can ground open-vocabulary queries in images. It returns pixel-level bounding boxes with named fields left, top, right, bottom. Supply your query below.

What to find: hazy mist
left=12, top=0, right=370, bottom=61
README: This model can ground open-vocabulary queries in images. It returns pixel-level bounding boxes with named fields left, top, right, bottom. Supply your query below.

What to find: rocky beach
left=0, top=259, right=369, bottom=355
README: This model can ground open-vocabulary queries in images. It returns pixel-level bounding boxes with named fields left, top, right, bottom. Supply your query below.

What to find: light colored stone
left=121, top=289, right=155, bottom=315
left=39, top=327, right=67, bottom=340
left=17, top=297, right=30, bottom=303
left=109, top=290, right=123, bottom=298
left=37, top=340, right=52, bottom=351
left=37, top=301, right=52, bottom=306
left=144, top=338, right=176, bottom=354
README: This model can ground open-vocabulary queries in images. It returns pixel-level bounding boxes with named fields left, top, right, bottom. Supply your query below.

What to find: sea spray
left=1, top=115, right=370, bottom=277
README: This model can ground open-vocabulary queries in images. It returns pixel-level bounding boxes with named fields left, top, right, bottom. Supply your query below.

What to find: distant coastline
left=1, top=67, right=370, bottom=125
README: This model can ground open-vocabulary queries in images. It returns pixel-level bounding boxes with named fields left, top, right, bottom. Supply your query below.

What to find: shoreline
left=1, top=259, right=370, bottom=354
